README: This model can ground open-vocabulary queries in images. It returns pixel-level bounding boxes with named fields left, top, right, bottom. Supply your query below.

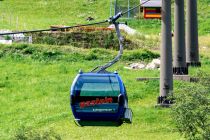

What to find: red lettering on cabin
left=79, top=97, right=113, bottom=108
left=106, top=97, right=113, bottom=103
left=100, top=99, right=105, bottom=104
left=95, top=98, right=100, bottom=104
left=80, top=102, right=86, bottom=108
left=90, top=100, right=95, bottom=105
left=86, top=101, right=90, bottom=106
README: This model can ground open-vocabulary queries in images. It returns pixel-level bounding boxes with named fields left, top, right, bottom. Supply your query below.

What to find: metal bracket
left=91, top=12, right=124, bottom=73
left=108, top=12, right=122, bottom=24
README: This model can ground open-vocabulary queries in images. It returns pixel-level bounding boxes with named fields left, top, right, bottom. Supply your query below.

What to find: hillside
left=0, top=1, right=210, bottom=139
left=0, top=43, right=210, bottom=139
left=0, top=0, right=209, bottom=35
left=0, top=0, right=110, bottom=30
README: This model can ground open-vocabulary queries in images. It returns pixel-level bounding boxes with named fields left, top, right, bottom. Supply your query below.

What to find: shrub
left=4, top=35, right=12, bottom=40
left=42, top=51, right=61, bottom=58
left=43, top=36, right=57, bottom=45
left=172, top=72, right=210, bottom=140
left=23, top=46, right=36, bottom=55
left=13, top=126, right=62, bottom=140
left=14, top=44, right=28, bottom=50
left=0, top=50, right=3, bottom=58
left=123, top=49, right=159, bottom=61
left=85, top=52, right=98, bottom=60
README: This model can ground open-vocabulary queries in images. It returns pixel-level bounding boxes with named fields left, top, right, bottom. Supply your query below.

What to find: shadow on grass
left=75, top=120, right=122, bottom=127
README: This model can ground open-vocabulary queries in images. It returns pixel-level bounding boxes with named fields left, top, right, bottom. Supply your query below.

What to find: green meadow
left=0, top=44, right=210, bottom=139
left=0, top=0, right=210, bottom=139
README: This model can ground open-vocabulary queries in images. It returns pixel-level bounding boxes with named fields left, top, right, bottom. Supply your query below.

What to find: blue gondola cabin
left=141, top=0, right=162, bottom=19
left=70, top=72, right=132, bottom=126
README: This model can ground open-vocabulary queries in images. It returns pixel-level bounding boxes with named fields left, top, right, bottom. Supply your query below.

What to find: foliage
left=123, top=49, right=160, bottom=61
left=13, top=126, right=61, bottom=140
left=124, top=33, right=160, bottom=49
left=172, top=72, right=210, bottom=140
left=4, top=35, right=12, bottom=40
left=0, top=50, right=3, bottom=58
left=31, top=31, right=121, bottom=49
left=31, top=31, right=160, bottom=50
left=0, top=44, right=159, bottom=62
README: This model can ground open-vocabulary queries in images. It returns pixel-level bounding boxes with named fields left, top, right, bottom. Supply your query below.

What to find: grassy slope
left=0, top=0, right=209, bottom=139
left=0, top=0, right=209, bottom=35
left=0, top=44, right=173, bottom=139
left=0, top=58, right=178, bottom=140
left=0, top=44, right=210, bottom=139
left=0, top=0, right=110, bottom=30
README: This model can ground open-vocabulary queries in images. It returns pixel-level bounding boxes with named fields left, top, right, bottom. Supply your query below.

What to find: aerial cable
left=0, top=20, right=108, bottom=36
left=0, top=0, right=151, bottom=36
left=0, top=0, right=151, bottom=72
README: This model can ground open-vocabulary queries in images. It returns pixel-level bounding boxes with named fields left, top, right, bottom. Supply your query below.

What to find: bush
left=0, top=50, right=3, bottom=58
left=43, top=36, right=57, bottom=45
left=42, top=51, right=61, bottom=59
left=23, top=47, right=36, bottom=55
left=4, top=35, right=12, bottom=40
left=172, top=72, right=210, bottom=140
left=14, top=44, right=28, bottom=50
left=13, top=126, right=62, bottom=140
left=31, top=31, right=120, bottom=49
left=85, top=52, right=98, bottom=60
left=123, top=49, right=159, bottom=61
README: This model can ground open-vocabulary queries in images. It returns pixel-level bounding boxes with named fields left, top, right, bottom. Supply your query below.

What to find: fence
left=0, top=14, right=29, bottom=30
left=0, top=32, right=32, bottom=44
left=110, top=0, right=141, bottom=19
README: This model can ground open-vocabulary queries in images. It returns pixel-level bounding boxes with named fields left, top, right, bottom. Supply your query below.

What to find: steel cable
left=0, top=0, right=151, bottom=72
left=0, top=0, right=151, bottom=35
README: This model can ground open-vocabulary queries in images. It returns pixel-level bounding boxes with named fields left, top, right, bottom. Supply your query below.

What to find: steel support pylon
left=173, top=0, right=188, bottom=75
left=157, top=0, right=173, bottom=106
left=186, top=0, right=201, bottom=67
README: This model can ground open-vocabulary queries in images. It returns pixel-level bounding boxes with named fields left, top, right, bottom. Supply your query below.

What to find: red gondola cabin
left=141, top=0, right=162, bottom=19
